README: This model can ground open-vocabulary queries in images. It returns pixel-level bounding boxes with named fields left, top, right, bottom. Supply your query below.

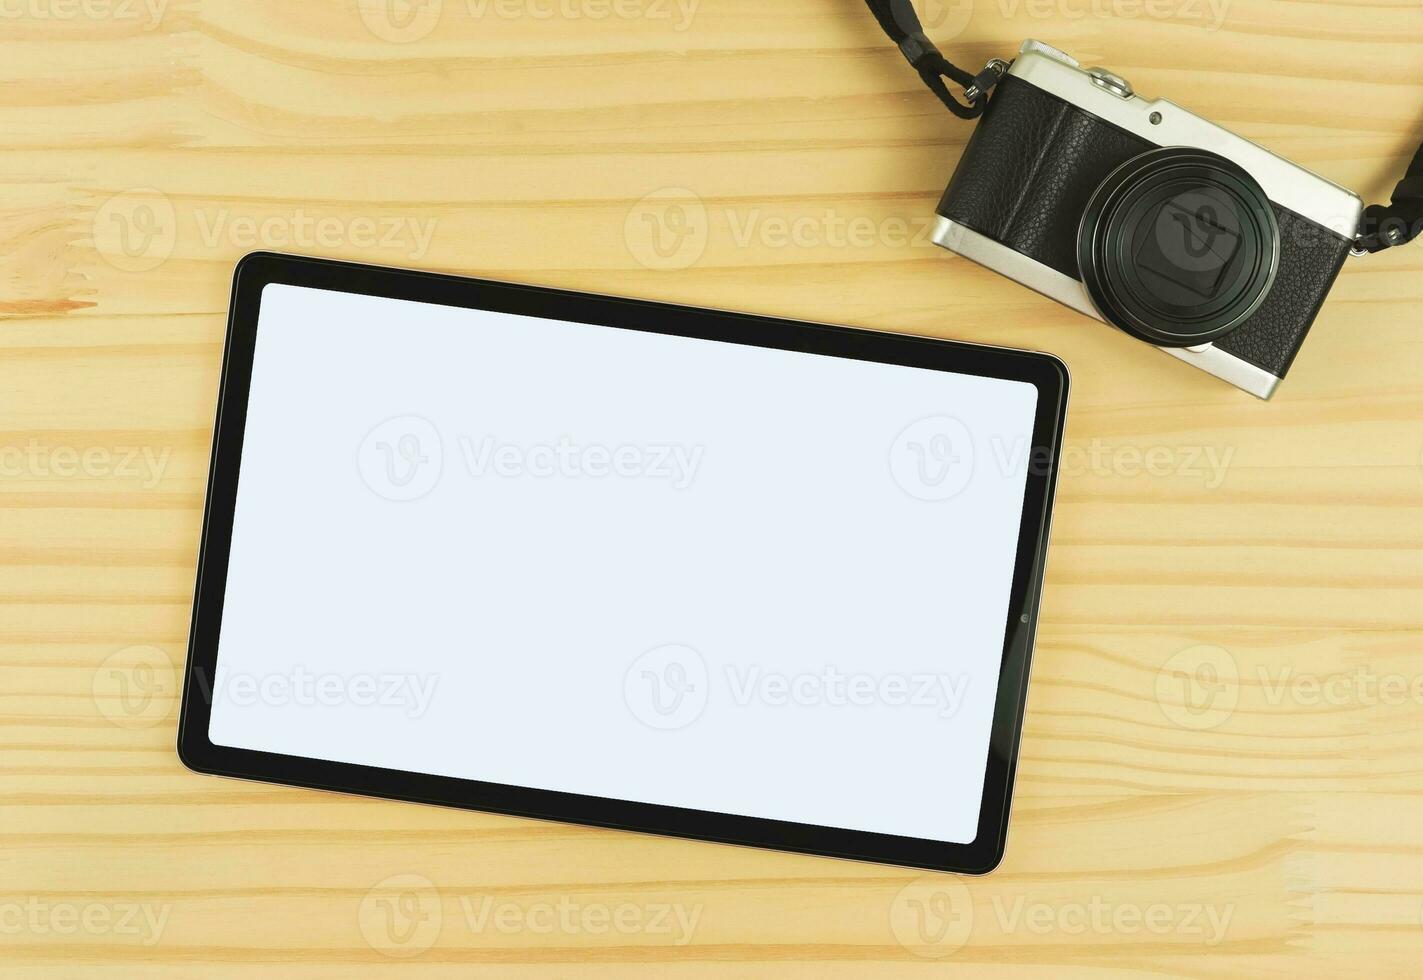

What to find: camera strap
left=862, top=0, right=1005, bottom=119
left=1353, top=142, right=1423, bottom=253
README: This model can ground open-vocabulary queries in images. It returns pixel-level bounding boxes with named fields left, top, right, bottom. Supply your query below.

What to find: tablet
left=178, top=252, right=1068, bottom=874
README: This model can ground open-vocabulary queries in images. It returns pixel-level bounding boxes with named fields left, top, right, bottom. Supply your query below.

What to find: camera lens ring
left=1077, top=147, right=1280, bottom=348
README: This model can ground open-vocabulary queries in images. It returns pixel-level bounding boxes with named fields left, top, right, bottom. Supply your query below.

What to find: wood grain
left=2, top=0, right=1421, bottom=975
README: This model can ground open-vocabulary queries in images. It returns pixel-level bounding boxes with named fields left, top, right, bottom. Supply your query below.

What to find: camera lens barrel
left=1077, top=147, right=1280, bottom=348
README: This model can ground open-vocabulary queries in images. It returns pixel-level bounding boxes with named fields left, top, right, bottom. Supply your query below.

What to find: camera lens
left=1077, top=147, right=1279, bottom=348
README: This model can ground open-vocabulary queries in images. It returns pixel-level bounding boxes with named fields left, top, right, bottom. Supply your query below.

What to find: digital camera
left=932, top=40, right=1365, bottom=398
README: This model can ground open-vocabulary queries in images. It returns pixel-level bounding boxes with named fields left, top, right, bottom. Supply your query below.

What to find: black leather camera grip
left=937, top=74, right=1353, bottom=379
left=940, top=75, right=1153, bottom=279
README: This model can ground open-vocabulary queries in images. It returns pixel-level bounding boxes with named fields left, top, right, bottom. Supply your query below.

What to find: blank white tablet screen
left=208, top=283, right=1039, bottom=845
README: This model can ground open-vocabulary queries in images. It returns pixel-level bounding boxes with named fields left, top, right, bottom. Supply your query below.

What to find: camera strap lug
left=864, top=0, right=1003, bottom=119
left=964, top=60, right=1011, bottom=104
left=1352, top=145, right=1423, bottom=254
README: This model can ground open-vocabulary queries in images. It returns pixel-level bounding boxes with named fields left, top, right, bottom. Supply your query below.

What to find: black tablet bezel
left=178, top=251, right=1068, bottom=875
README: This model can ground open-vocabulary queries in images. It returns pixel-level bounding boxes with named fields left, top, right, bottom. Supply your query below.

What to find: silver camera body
left=932, top=41, right=1365, bottom=398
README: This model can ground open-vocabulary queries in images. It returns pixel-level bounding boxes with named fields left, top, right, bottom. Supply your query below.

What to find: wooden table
left=4, top=1, right=1421, bottom=975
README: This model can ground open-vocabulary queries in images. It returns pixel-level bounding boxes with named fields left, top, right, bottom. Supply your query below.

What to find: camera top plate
left=1008, top=41, right=1362, bottom=241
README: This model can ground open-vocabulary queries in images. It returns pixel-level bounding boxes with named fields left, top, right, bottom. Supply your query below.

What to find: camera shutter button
left=1088, top=68, right=1134, bottom=99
